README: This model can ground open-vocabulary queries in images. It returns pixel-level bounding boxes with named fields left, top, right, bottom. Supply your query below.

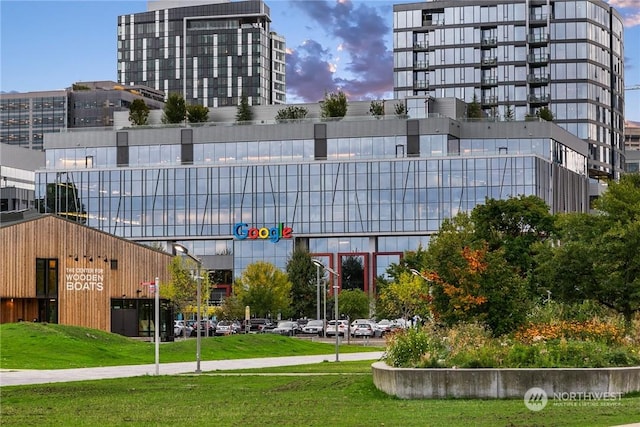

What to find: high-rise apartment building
left=117, top=0, right=285, bottom=108
left=393, top=0, right=625, bottom=179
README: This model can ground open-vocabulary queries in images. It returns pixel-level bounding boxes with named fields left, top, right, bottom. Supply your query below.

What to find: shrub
left=383, top=327, right=432, bottom=367
left=384, top=319, right=639, bottom=368
left=515, top=319, right=624, bottom=345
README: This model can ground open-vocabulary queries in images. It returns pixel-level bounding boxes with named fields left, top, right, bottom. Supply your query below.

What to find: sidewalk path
left=0, top=351, right=384, bottom=387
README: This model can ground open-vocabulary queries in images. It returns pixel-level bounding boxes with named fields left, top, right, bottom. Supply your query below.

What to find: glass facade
left=37, top=118, right=588, bottom=288
left=0, top=94, right=67, bottom=150
left=393, top=0, right=625, bottom=179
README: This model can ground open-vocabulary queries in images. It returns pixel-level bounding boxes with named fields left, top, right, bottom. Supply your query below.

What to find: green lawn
left=1, top=323, right=639, bottom=426
left=0, top=323, right=381, bottom=369
left=2, top=369, right=639, bottom=427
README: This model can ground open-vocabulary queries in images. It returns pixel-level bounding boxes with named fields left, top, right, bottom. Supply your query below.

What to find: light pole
left=313, top=260, right=340, bottom=361
left=173, top=243, right=202, bottom=374
left=313, top=260, right=321, bottom=322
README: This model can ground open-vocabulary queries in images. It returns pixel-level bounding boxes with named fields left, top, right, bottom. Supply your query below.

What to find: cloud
left=285, top=0, right=394, bottom=102
left=606, top=0, right=640, bottom=27
left=607, top=0, right=639, bottom=9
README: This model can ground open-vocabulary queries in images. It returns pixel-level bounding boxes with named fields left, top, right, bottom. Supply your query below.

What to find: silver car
left=301, top=320, right=324, bottom=336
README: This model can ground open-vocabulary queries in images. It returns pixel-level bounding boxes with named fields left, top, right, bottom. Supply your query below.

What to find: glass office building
left=117, top=0, right=285, bottom=108
left=393, top=0, right=625, bottom=179
left=37, top=114, right=589, bottom=301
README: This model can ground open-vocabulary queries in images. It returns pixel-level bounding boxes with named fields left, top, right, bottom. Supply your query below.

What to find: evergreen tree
left=187, top=104, right=209, bottom=123
left=536, top=106, right=554, bottom=121
left=236, top=95, right=253, bottom=123
left=128, top=98, right=150, bottom=126
left=285, top=247, right=317, bottom=319
left=162, top=93, right=186, bottom=124
left=467, top=94, right=482, bottom=119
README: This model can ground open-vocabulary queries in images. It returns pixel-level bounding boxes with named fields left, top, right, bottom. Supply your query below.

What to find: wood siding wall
left=0, top=215, right=173, bottom=331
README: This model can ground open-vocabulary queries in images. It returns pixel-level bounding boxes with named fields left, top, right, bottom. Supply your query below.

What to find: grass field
left=1, top=323, right=639, bottom=426
left=0, top=323, right=381, bottom=369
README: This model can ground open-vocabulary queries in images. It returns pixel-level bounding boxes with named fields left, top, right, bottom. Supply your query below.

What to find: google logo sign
left=233, top=222, right=293, bottom=243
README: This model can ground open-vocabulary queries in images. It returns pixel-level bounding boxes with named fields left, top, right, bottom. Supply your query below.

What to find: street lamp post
left=314, top=261, right=321, bottom=322
left=173, top=243, right=202, bottom=374
left=312, top=259, right=340, bottom=361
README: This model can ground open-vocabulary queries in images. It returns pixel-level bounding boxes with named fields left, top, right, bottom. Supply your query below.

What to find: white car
left=350, top=319, right=383, bottom=337
left=174, top=320, right=192, bottom=337
left=325, top=320, right=348, bottom=337
left=302, top=319, right=325, bottom=336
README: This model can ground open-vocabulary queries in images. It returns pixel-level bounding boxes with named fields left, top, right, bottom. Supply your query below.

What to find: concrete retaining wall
left=371, top=362, right=640, bottom=399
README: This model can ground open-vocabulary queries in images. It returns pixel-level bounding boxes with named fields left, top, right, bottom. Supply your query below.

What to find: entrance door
left=111, top=308, right=137, bottom=337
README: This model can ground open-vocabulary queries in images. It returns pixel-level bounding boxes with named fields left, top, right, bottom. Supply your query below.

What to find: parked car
left=270, top=321, right=301, bottom=336
left=376, top=319, right=393, bottom=334
left=325, top=319, right=349, bottom=337
left=247, top=318, right=274, bottom=333
left=215, top=320, right=240, bottom=335
left=350, top=319, right=383, bottom=337
left=301, top=319, right=325, bottom=336
left=351, top=322, right=375, bottom=338
left=189, top=320, right=215, bottom=337
left=174, top=320, right=193, bottom=337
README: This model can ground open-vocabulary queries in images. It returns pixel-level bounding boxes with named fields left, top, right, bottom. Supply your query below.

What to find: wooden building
left=0, top=213, right=174, bottom=339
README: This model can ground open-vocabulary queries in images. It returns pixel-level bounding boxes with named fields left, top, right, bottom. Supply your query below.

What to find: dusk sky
left=1, top=0, right=639, bottom=121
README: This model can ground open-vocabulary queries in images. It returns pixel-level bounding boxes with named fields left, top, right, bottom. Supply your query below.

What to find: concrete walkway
left=0, top=351, right=384, bottom=387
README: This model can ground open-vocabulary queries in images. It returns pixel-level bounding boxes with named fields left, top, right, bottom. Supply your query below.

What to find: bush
left=383, top=319, right=639, bottom=368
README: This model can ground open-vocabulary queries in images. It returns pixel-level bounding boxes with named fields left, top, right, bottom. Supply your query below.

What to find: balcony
left=527, top=34, right=549, bottom=46
left=414, top=60, right=429, bottom=70
left=414, top=80, right=429, bottom=89
left=528, top=94, right=551, bottom=105
left=413, top=41, right=429, bottom=50
left=481, top=37, right=498, bottom=47
left=481, top=77, right=498, bottom=86
left=527, top=54, right=549, bottom=65
left=482, top=96, right=498, bottom=106
left=529, top=13, right=553, bottom=26
left=481, top=57, right=498, bottom=67
left=527, top=73, right=550, bottom=85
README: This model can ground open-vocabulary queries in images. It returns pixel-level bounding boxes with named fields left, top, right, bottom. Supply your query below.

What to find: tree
left=236, top=95, right=253, bottom=123
left=376, top=271, right=431, bottom=322
left=503, top=104, right=514, bottom=121
left=187, top=104, right=209, bottom=123
left=320, top=90, right=348, bottom=119
left=369, top=100, right=384, bottom=119
left=536, top=106, right=554, bottom=121
left=162, top=93, right=186, bottom=124
left=163, top=257, right=199, bottom=338
left=234, top=261, right=292, bottom=318
left=470, top=195, right=555, bottom=278
left=285, top=247, right=317, bottom=319
left=423, top=213, right=531, bottom=335
left=275, top=106, right=308, bottom=122
left=128, top=99, right=150, bottom=126
left=337, top=289, right=370, bottom=322
left=394, top=101, right=408, bottom=118
left=535, top=174, right=640, bottom=329
left=217, top=293, right=245, bottom=321
left=467, top=94, right=482, bottom=119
